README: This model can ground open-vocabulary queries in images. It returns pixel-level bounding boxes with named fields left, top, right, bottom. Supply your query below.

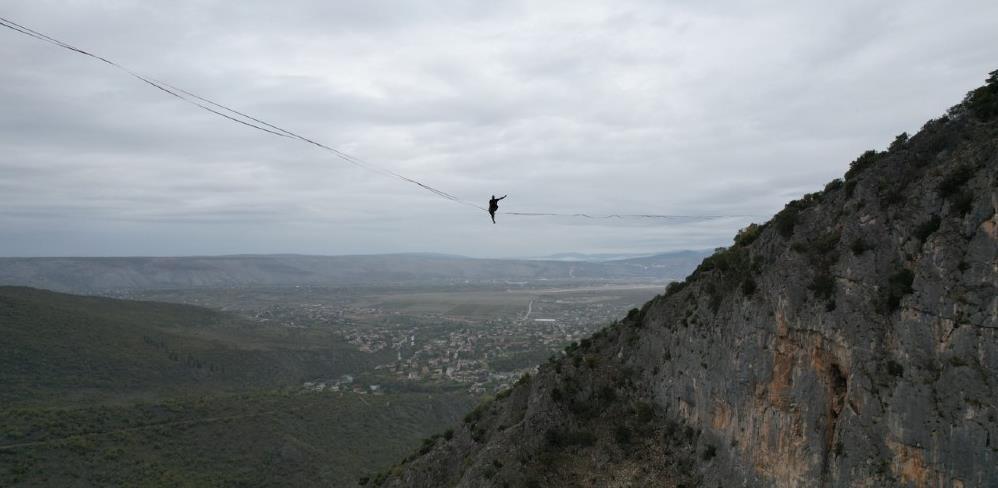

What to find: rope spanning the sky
left=0, top=16, right=483, bottom=211
left=0, top=16, right=760, bottom=223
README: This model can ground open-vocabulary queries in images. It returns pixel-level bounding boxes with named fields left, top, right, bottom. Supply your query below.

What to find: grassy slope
left=0, top=286, right=391, bottom=406
left=1, top=390, right=474, bottom=487
left=0, top=286, right=474, bottom=486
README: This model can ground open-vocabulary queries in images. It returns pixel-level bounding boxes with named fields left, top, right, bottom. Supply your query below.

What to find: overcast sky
left=1, top=1, right=995, bottom=258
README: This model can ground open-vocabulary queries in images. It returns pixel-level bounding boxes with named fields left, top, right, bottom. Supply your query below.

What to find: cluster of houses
left=301, top=374, right=385, bottom=395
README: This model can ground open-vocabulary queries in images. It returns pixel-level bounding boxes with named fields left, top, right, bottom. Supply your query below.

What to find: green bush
left=938, top=165, right=975, bottom=198
left=684, top=426, right=698, bottom=442
left=734, top=223, right=763, bottom=247
left=471, top=426, right=487, bottom=443
left=808, top=273, right=836, bottom=300
left=951, top=191, right=974, bottom=216
left=545, top=428, right=595, bottom=448
left=634, top=301, right=653, bottom=328
left=889, top=132, right=909, bottom=151
left=597, top=385, right=617, bottom=405
left=879, top=185, right=905, bottom=207
left=698, top=246, right=749, bottom=274
left=566, top=397, right=595, bottom=418
left=844, top=179, right=858, bottom=199
left=885, top=269, right=915, bottom=312
left=417, top=437, right=436, bottom=455
left=914, top=216, right=941, bottom=241
left=634, top=401, right=655, bottom=423
left=463, top=397, right=493, bottom=424
left=702, top=444, right=717, bottom=460
left=850, top=238, right=870, bottom=256
left=625, top=308, right=641, bottom=322
left=773, top=198, right=813, bottom=238
left=613, top=425, right=632, bottom=446
left=811, top=231, right=841, bottom=256
left=845, top=150, right=881, bottom=180
left=662, top=419, right=679, bottom=442
left=792, top=230, right=841, bottom=304
left=962, top=69, right=998, bottom=120
left=664, top=281, right=687, bottom=297
left=885, top=360, right=904, bottom=378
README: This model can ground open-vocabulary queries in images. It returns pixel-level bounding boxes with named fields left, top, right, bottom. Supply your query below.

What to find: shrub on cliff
left=845, top=150, right=882, bottom=180
left=963, top=69, right=998, bottom=120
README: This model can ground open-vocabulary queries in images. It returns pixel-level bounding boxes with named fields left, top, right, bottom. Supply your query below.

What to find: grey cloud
left=1, top=0, right=997, bottom=257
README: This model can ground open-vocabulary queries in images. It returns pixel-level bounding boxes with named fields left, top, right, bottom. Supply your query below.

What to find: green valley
left=0, top=286, right=473, bottom=486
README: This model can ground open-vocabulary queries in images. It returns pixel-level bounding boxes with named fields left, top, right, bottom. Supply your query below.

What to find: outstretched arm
left=498, top=195, right=507, bottom=200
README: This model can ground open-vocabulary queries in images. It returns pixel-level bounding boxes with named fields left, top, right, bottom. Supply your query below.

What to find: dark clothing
left=488, top=195, right=506, bottom=224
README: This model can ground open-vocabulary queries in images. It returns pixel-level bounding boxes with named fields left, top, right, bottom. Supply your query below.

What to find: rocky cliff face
left=372, top=75, right=998, bottom=487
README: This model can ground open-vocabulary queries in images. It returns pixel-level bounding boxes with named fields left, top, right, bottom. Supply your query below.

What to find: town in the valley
left=130, top=282, right=663, bottom=395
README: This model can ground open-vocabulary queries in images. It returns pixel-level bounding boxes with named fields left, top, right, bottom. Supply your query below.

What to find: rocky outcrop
left=371, top=73, right=998, bottom=487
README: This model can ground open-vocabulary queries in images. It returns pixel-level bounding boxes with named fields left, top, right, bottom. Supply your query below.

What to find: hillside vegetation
left=0, top=286, right=388, bottom=406
left=2, top=390, right=472, bottom=487
left=0, top=287, right=474, bottom=486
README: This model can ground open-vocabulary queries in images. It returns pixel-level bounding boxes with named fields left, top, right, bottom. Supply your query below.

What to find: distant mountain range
left=0, top=251, right=712, bottom=293
left=526, top=252, right=665, bottom=262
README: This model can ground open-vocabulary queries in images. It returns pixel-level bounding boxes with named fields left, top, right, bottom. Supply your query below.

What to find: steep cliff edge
left=373, top=73, right=998, bottom=487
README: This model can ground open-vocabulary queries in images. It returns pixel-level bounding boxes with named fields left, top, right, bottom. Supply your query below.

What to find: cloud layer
left=1, top=0, right=996, bottom=257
